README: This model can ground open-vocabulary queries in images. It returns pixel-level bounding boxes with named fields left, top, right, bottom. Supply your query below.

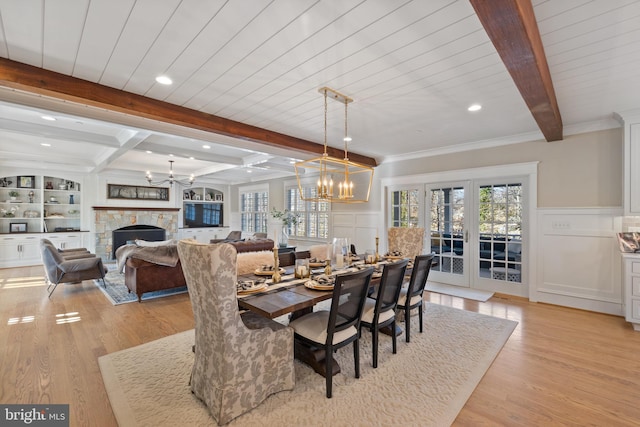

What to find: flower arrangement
left=271, top=207, right=300, bottom=227
left=9, top=190, right=19, bottom=197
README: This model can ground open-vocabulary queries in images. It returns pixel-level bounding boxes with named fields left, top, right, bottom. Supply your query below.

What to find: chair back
left=375, top=259, right=409, bottom=316
left=327, top=268, right=373, bottom=342
left=177, top=240, right=244, bottom=367
left=227, top=230, right=242, bottom=240
left=387, top=227, right=425, bottom=258
left=406, top=254, right=434, bottom=299
left=40, top=239, right=64, bottom=280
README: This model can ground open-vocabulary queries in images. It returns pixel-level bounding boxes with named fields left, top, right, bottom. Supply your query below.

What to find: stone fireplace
left=93, top=206, right=180, bottom=260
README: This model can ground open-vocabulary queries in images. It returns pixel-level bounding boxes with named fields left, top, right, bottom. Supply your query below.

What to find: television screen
left=183, top=203, right=223, bottom=228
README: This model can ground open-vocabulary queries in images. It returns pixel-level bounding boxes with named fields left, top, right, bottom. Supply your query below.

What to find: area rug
left=425, top=282, right=494, bottom=302
left=99, top=303, right=517, bottom=426
left=94, top=269, right=187, bottom=305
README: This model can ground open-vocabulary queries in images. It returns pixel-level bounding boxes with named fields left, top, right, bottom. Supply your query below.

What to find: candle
left=376, top=228, right=379, bottom=239
left=273, top=230, right=277, bottom=248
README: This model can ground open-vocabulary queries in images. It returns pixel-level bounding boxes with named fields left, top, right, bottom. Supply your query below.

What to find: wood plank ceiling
left=0, top=1, right=637, bottom=183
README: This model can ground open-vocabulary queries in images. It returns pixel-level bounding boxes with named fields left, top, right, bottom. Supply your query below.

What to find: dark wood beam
left=470, top=0, right=562, bottom=141
left=0, top=58, right=377, bottom=167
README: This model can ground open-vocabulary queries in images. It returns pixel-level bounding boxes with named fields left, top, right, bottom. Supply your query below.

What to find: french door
left=427, top=182, right=470, bottom=287
left=424, top=179, right=527, bottom=295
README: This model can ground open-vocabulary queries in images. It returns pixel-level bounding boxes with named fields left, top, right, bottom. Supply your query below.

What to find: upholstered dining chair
left=360, top=259, right=409, bottom=368
left=387, top=227, right=425, bottom=258
left=40, top=239, right=107, bottom=298
left=289, top=267, right=373, bottom=398
left=176, top=240, right=295, bottom=425
left=397, top=254, right=434, bottom=343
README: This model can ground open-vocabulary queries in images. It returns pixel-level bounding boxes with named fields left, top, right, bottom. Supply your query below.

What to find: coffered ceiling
left=0, top=0, right=638, bottom=185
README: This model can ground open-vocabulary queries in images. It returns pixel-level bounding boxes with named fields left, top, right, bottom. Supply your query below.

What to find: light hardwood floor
left=1, top=265, right=639, bottom=426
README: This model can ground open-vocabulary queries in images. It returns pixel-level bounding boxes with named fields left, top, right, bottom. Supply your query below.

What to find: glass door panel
left=427, top=183, right=469, bottom=287
left=476, top=183, right=524, bottom=293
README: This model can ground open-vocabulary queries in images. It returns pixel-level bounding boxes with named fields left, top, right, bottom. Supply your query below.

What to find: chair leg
left=391, top=319, right=397, bottom=354
left=47, top=282, right=59, bottom=298
left=405, top=307, right=411, bottom=343
left=326, top=344, right=332, bottom=398
left=418, top=302, right=424, bottom=333
left=372, top=325, right=378, bottom=369
left=354, top=339, right=360, bottom=379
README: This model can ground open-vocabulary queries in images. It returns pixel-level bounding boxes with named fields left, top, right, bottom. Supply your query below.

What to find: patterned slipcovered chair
left=387, top=227, right=425, bottom=259
left=177, top=240, right=295, bottom=425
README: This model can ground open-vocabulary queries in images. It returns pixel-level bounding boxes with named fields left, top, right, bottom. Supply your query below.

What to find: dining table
left=237, top=257, right=411, bottom=377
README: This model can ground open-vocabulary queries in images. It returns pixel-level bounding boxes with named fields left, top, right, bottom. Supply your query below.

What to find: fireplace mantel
left=92, top=206, right=180, bottom=211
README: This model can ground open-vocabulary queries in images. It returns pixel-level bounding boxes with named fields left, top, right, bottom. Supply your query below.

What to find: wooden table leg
left=294, top=341, right=341, bottom=377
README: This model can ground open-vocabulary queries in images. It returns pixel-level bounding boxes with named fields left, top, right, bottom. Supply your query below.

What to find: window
left=390, top=189, right=420, bottom=227
left=285, top=185, right=330, bottom=238
left=240, top=189, right=268, bottom=233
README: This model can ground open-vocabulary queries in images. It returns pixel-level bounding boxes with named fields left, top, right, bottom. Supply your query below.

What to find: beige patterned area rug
left=99, top=303, right=517, bottom=427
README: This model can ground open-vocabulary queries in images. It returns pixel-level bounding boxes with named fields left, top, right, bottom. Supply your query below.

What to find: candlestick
left=375, top=236, right=380, bottom=262
left=272, top=247, right=281, bottom=283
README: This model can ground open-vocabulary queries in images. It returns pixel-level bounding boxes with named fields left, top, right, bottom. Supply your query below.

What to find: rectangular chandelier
left=294, top=87, right=374, bottom=203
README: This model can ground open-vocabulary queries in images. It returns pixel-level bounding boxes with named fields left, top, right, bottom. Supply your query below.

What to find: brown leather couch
left=123, top=239, right=276, bottom=302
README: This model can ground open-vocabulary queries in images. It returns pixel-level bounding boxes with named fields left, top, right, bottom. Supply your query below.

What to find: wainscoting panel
left=535, top=208, right=623, bottom=315
left=331, top=212, right=380, bottom=255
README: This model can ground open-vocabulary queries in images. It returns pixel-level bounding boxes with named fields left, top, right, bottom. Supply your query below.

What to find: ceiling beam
left=0, top=58, right=377, bottom=167
left=470, top=0, right=562, bottom=141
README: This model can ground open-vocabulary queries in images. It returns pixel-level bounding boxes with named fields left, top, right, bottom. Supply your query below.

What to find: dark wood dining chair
left=289, top=267, right=373, bottom=398
left=359, top=259, right=409, bottom=368
left=397, top=254, right=434, bottom=342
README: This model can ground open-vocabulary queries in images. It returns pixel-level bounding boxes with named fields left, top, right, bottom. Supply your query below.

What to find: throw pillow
left=135, top=239, right=177, bottom=247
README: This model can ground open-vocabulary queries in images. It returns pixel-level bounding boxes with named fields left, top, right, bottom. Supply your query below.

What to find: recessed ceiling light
left=202, top=145, right=211, bottom=149
left=468, top=104, right=482, bottom=112
left=247, top=169, right=252, bottom=173
left=41, top=115, right=56, bottom=121
left=40, top=143, right=51, bottom=147
left=169, top=153, right=174, bottom=157
left=343, top=136, right=352, bottom=142
left=189, top=156, right=195, bottom=160
left=146, top=150, right=153, bottom=154
left=155, top=75, right=172, bottom=85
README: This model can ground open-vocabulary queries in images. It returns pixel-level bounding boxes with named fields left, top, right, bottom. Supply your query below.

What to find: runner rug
left=99, top=303, right=517, bottom=426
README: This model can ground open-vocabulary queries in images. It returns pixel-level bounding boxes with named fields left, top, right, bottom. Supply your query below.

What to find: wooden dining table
left=237, top=259, right=408, bottom=377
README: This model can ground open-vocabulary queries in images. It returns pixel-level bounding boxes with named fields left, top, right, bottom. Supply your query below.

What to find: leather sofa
left=123, top=238, right=276, bottom=302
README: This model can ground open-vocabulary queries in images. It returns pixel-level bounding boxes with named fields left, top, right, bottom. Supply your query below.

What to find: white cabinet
left=180, top=227, right=229, bottom=243
left=45, top=233, right=84, bottom=250
left=0, top=234, right=41, bottom=267
left=622, top=253, right=640, bottom=331
left=1, top=174, right=84, bottom=267
left=618, top=109, right=640, bottom=215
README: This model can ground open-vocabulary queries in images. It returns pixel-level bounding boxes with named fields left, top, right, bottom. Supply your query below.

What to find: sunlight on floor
left=0, top=276, right=46, bottom=289
left=56, top=312, right=81, bottom=324
left=7, top=315, right=35, bottom=325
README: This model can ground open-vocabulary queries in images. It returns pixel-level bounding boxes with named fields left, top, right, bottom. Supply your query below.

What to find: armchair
left=387, top=227, right=425, bottom=258
left=40, top=239, right=107, bottom=298
left=177, top=240, right=294, bottom=424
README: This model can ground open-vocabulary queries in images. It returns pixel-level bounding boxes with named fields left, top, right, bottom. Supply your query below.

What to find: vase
left=279, top=228, right=289, bottom=247
left=69, top=194, right=74, bottom=204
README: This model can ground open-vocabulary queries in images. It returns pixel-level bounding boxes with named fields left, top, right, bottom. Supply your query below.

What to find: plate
left=237, top=282, right=268, bottom=295
left=309, top=262, right=325, bottom=268
left=385, top=255, right=405, bottom=260
left=304, top=281, right=334, bottom=291
left=254, top=267, right=285, bottom=276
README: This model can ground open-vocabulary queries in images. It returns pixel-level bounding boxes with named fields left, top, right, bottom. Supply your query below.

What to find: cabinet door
left=20, top=236, right=40, bottom=263
left=46, top=233, right=83, bottom=249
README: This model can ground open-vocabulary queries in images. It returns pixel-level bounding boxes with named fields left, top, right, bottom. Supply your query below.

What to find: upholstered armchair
left=177, top=240, right=294, bottom=425
left=40, top=239, right=107, bottom=298
left=387, top=227, right=426, bottom=259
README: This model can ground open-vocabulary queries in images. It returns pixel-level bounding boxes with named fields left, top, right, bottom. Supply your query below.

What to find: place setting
left=237, top=279, right=268, bottom=295
left=254, top=264, right=286, bottom=276
left=304, top=274, right=335, bottom=291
